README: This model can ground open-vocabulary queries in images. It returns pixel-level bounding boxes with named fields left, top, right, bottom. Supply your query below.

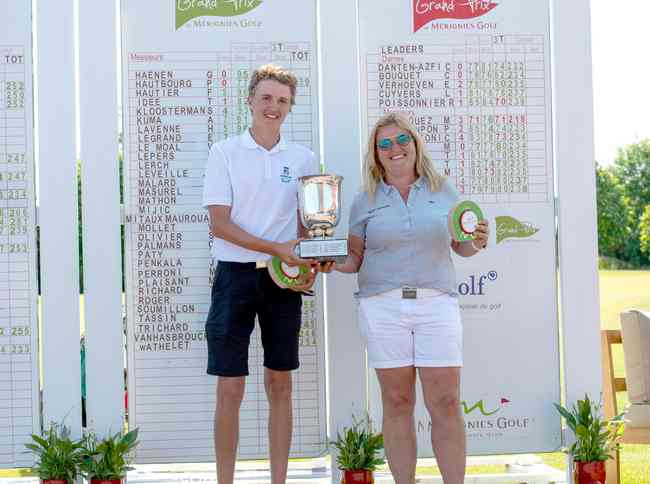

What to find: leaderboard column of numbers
left=0, top=47, right=35, bottom=468
left=210, top=42, right=314, bottom=151
left=367, top=35, right=547, bottom=203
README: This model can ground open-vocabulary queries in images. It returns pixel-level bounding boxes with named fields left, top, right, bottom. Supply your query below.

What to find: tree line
left=597, top=139, right=650, bottom=268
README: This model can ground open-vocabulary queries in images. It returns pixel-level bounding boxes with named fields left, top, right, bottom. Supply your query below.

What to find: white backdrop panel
left=0, top=1, right=40, bottom=469
left=358, top=0, right=561, bottom=454
left=121, top=0, right=327, bottom=463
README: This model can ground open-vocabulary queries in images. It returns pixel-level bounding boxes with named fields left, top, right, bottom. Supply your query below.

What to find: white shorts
left=357, top=288, right=463, bottom=369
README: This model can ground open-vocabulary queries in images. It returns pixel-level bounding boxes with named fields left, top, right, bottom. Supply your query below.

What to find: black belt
left=217, top=260, right=268, bottom=271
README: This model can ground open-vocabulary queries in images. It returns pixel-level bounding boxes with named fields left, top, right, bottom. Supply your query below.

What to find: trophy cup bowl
left=296, top=174, right=348, bottom=263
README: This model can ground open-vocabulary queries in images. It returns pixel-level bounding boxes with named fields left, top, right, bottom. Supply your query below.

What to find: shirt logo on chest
left=280, top=166, right=292, bottom=183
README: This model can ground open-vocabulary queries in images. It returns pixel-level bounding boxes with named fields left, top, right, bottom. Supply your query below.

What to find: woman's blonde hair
left=363, top=112, right=444, bottom=197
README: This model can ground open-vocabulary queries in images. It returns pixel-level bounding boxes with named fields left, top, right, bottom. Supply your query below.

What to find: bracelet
left=471, top=240, right=486, bottom=251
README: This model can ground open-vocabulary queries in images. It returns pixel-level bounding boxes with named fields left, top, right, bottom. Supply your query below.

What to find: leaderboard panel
left=366, top=38, right=547, bottom=203
left=121, top=1, right=326, bottom=462
left=0, top=2, right=39, bottom=469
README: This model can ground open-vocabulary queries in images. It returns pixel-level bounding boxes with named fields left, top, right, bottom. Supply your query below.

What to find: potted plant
left=25, top=423, right=83, bottom=484
left=554, top=394, right=625, bottom=484
left=80, top=429, right=139, bottom=484
left=331, top=415, right=384, bottom=484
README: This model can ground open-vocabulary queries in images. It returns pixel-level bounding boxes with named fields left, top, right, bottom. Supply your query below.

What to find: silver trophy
left=296, top=174, right=348, bottom=262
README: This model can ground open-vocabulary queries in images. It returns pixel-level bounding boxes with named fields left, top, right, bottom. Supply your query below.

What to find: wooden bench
left=602, top=315, right=650, bottom=484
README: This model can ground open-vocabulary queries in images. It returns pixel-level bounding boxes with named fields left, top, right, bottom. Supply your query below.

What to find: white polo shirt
left=202, top=129, right=319, bottom=262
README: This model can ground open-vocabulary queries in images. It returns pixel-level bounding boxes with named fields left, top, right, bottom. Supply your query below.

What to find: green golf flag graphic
left=176, top=0, right=263, bottom=29
left=495, top=216, right=539, bottom=244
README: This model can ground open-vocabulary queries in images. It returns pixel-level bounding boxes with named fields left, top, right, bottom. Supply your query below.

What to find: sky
left=590, top=1, right=650, bottom=165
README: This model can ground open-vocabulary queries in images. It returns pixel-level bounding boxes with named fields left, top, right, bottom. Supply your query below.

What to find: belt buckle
left=255, top=260, right=268, bottom=269
left=402, top=287, right=417, bottom=299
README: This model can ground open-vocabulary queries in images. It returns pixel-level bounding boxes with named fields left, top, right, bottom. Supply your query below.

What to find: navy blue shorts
left=205, top=261, right=303, bottom=377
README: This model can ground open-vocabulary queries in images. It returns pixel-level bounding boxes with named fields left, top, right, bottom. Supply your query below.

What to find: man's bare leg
left=214, top=376, right=246, bottom=484
left=265, top=368, right=293, bottom=484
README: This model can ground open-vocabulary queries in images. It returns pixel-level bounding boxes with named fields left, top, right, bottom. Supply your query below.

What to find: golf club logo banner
left=462, top=397, right=510, bottom=416
left=495, top=216, right=539, bottom=244
left=461, top=397, right=533, bottom=438
left=413, top=0, right=498, bottom=32
left=417, top=396, right=534, bottom=439
left=176, top=0, right=263, bottom=29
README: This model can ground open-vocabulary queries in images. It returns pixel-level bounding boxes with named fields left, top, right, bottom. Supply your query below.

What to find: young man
left=202, top=64, right=319, bottom=484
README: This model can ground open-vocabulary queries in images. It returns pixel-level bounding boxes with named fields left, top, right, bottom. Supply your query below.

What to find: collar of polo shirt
left=241, top=127, right=289, bottom=153
left=379, top=176, right=426, bottom=195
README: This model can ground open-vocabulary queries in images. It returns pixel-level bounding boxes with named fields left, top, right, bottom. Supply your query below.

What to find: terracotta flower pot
left=574, top=461, right=606, bottom=484
left=341, top=469, right=374, bottom=484
left=42, top=479, right=68, bottom=484
left=90, top=479, right=123, bottom=484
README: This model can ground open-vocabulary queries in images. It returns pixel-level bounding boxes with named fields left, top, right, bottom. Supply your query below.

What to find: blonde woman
left=331, top=113, right=489, bottom=484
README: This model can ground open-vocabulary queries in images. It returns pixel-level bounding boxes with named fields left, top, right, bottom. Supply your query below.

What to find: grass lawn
left=537, top=270, right=650, bottom=483
left=0, top=469, right=31, bottom=478
left=595, top=270, right=650, bottom=484
left=599, top=270, right=650, bottom=330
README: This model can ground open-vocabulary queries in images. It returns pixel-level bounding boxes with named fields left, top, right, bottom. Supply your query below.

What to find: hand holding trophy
left=268, top=174, right=348, bottom=290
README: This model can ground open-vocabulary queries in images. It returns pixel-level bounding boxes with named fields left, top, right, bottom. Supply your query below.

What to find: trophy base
left=297, top=238, right=348, bottom=263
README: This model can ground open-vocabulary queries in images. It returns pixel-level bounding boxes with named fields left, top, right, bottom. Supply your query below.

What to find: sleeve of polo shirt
left=348, top=193, right=366, bottom=240
left=202, top=143, right=232, bottom=208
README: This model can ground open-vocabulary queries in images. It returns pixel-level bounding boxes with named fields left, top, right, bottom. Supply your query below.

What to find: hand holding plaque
left=448, top=200, right=485, bottom=244
left=266, top=255, right=316, bottom=292
left=296, top=174, right=348, bottom=263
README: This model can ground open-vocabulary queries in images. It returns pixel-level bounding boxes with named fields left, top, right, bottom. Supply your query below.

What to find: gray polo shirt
left=348, top=177, right=459, bottom=298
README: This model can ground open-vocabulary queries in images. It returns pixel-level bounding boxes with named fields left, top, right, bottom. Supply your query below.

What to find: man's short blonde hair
left=248, top=64, right=297, bottom=105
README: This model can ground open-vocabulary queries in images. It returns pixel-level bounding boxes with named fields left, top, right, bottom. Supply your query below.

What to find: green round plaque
left=267, top=256, right=312, bottom=290
left=448, top=200, right=484, bottom=242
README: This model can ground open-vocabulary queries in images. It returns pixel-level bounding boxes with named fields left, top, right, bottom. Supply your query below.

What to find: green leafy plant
left=331, top=414, right=384, bottom=471
left=25, top=423, right=83, bottom=482
left=554, top=394, right=625, bottom=462
left=80, top=429, right=139, bottom=480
